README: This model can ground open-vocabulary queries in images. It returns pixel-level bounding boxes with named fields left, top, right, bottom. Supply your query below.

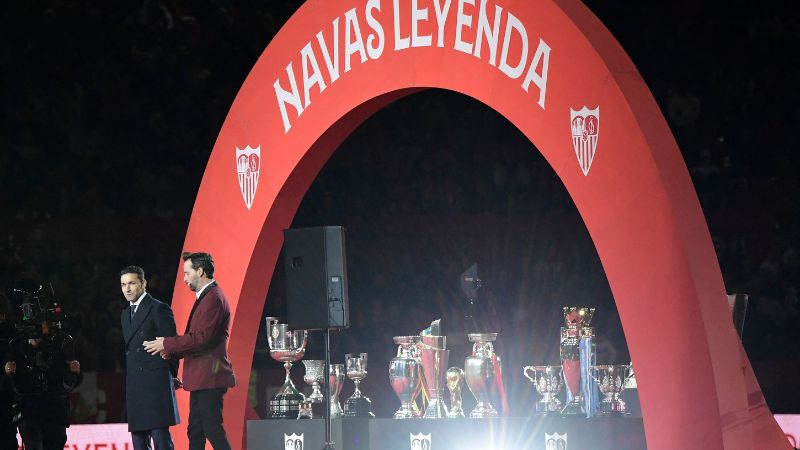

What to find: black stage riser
left=247, top=417, right=646, bottom=450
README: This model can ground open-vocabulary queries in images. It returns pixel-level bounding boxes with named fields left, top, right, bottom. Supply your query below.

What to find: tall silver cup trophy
left=389, top=336, right=422, bottom=419
left=302, top=360, right=325, bottom=404
left=343, top=353, right=375, bottom=417
left=464, top=332, right=500, bottom=418
left=266, top=317, right=308, bottom=419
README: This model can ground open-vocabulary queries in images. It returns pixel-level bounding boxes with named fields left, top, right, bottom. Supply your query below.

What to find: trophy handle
left=523, top=366, right=536, bottom=383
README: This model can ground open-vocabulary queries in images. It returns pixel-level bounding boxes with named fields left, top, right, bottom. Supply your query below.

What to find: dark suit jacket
left=121, top=294, right=180, bottom=432
left=163, top=282, right=236, bottom=391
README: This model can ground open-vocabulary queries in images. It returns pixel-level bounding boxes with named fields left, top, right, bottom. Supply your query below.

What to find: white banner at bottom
left=12, top=416, right=800, bottom=449
left=15, top=423, right=131, bottom=450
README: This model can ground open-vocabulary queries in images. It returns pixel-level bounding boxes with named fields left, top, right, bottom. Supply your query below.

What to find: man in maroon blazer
left=144, top=252, right=236, bottom=450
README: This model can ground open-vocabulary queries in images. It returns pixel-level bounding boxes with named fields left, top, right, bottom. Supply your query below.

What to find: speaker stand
left=321, top=328, right=336, bottom=450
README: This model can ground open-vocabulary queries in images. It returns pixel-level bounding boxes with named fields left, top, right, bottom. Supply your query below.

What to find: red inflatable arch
left=168, top=0, right=789, bottom=448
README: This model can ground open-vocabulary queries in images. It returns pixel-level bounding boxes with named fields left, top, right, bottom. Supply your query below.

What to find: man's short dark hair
left=182, top=252, right=215, bottom=278
left=120, top=265, right=145, bottom=281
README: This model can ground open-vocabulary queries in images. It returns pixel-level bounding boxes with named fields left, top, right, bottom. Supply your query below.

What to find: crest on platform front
left=410, top=432, right=431, bottom=450
left=284, top=432, right=303, bottom=450
left=570, top=106, right=600, bottom=176
left=236, top=145, right=261, bottom=210
left=545, top=432, right=567, bottom=450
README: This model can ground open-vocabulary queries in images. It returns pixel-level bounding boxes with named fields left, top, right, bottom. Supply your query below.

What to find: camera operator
left=4, top=318, right=82, bottom=450
left=0, top=298, right=19, bottom=449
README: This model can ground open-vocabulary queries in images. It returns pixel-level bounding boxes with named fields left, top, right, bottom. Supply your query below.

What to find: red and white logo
left=236, top=146, right=261, bottom=210
left=570, top=106, right=600, bottom=176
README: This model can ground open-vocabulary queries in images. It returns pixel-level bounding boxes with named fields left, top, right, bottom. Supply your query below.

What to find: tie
left=130, top=304, right=137, bottom=321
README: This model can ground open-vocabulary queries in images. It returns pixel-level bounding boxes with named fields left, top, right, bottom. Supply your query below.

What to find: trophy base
left=297, top=400, right=314, bottom=419
left=344, top=396, right=375, bottom=417
left=329, top=401, right=343, bottom=419
left=469, top=401, right=498, bottom=419
left=268, top=392, right=305, bottom=419
left=446, top=408, right=465, bottom=418
left=393, top=403, right=416, bottom=419
left=308, top=386, right=324, bottom=403
left=597, top=400, right=627, bottom=416
left=423, top=398, right=449, bottom=419
left=535, top=400, right=562, bottom=415
left=560, top=399, right=585, bottom=416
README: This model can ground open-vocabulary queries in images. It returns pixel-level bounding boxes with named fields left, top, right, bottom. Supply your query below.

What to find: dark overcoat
left=121, top=294, right=179, bottom=431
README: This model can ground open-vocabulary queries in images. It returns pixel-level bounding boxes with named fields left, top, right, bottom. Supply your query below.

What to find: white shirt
left=131, top=292, right=146, bottom=308
left=196, top=280, right=216, bottom=299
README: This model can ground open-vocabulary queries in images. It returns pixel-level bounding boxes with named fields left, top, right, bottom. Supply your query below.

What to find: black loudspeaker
left=284, top=226, right=349, bottom=330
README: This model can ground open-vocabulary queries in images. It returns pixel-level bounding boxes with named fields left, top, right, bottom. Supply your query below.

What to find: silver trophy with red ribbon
left=559, top=307, right=595, bottom=416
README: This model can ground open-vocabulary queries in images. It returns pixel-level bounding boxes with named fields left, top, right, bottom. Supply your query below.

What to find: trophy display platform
left=247, top=416, right=646, bottom=450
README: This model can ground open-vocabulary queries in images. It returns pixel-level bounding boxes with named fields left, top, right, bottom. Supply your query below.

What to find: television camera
left=5, top=282, right=77, bottom=396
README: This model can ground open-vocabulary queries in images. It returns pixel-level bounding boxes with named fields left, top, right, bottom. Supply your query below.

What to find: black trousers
left=0, top=422, right=17, bottom=450
left=17, top=419, right=66, bottom=450
left=188, top=388, right=231, bottom=450
left=131, top=427, right=173, bottom=450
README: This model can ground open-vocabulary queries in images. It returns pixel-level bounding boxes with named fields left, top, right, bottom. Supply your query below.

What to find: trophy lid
left=420, top=319, right=442, bottom=336
left=421, top=334, right=446, bottom=350
left=393, top=335, right=421, bottom=345
left=467, top=332, right=497, bottom=342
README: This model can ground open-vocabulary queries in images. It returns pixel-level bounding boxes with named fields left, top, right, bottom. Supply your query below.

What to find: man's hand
left=4, top=361, right=15, bottom=375
left=173, top=377, right=183, bottom=390
left=68, top=360, right=81, bottom=374
left=143, top=337, right=165, bottom=355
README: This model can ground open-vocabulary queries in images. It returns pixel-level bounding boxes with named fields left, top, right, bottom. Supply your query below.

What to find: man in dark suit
left=120, top=265, right=179, bottom=450
left=144, top=252, right=236, bottom=450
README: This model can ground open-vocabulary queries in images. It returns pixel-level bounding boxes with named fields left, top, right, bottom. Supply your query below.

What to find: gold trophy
left=446, top=367, right=465, bottom=418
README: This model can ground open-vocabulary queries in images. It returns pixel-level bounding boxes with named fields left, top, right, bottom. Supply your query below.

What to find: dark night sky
left=1, top=1, right=798, bottom=418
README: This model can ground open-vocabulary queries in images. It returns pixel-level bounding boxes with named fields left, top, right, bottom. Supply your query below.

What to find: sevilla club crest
left=410, top=432, right=431, bottom=450
left=236, top=145, right=261, bottom=210
left=545, top=432, right=568, bottom=450
left=284, top=432, right=303, bottom=450
left=570, top=106, right=600, bottom=176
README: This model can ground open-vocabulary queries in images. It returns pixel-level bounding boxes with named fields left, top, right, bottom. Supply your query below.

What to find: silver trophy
left=464, top=332, right=499, bottom=418
left=329, top=363, right=345, bottom=418
left=266, top=317, right=307, bottom=419
left=389, top=336, right=422, bottom=419
left=302, top=360, right=325, bottom=403
left=343, top=353, right=375, bottom=417
left=446, top=367, right=465, bottom=418
left=523, top=365, right=563, bottom=414
left=592, top=364, right=632, bottom=416
left=419, top=335, right=450, bottom=419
